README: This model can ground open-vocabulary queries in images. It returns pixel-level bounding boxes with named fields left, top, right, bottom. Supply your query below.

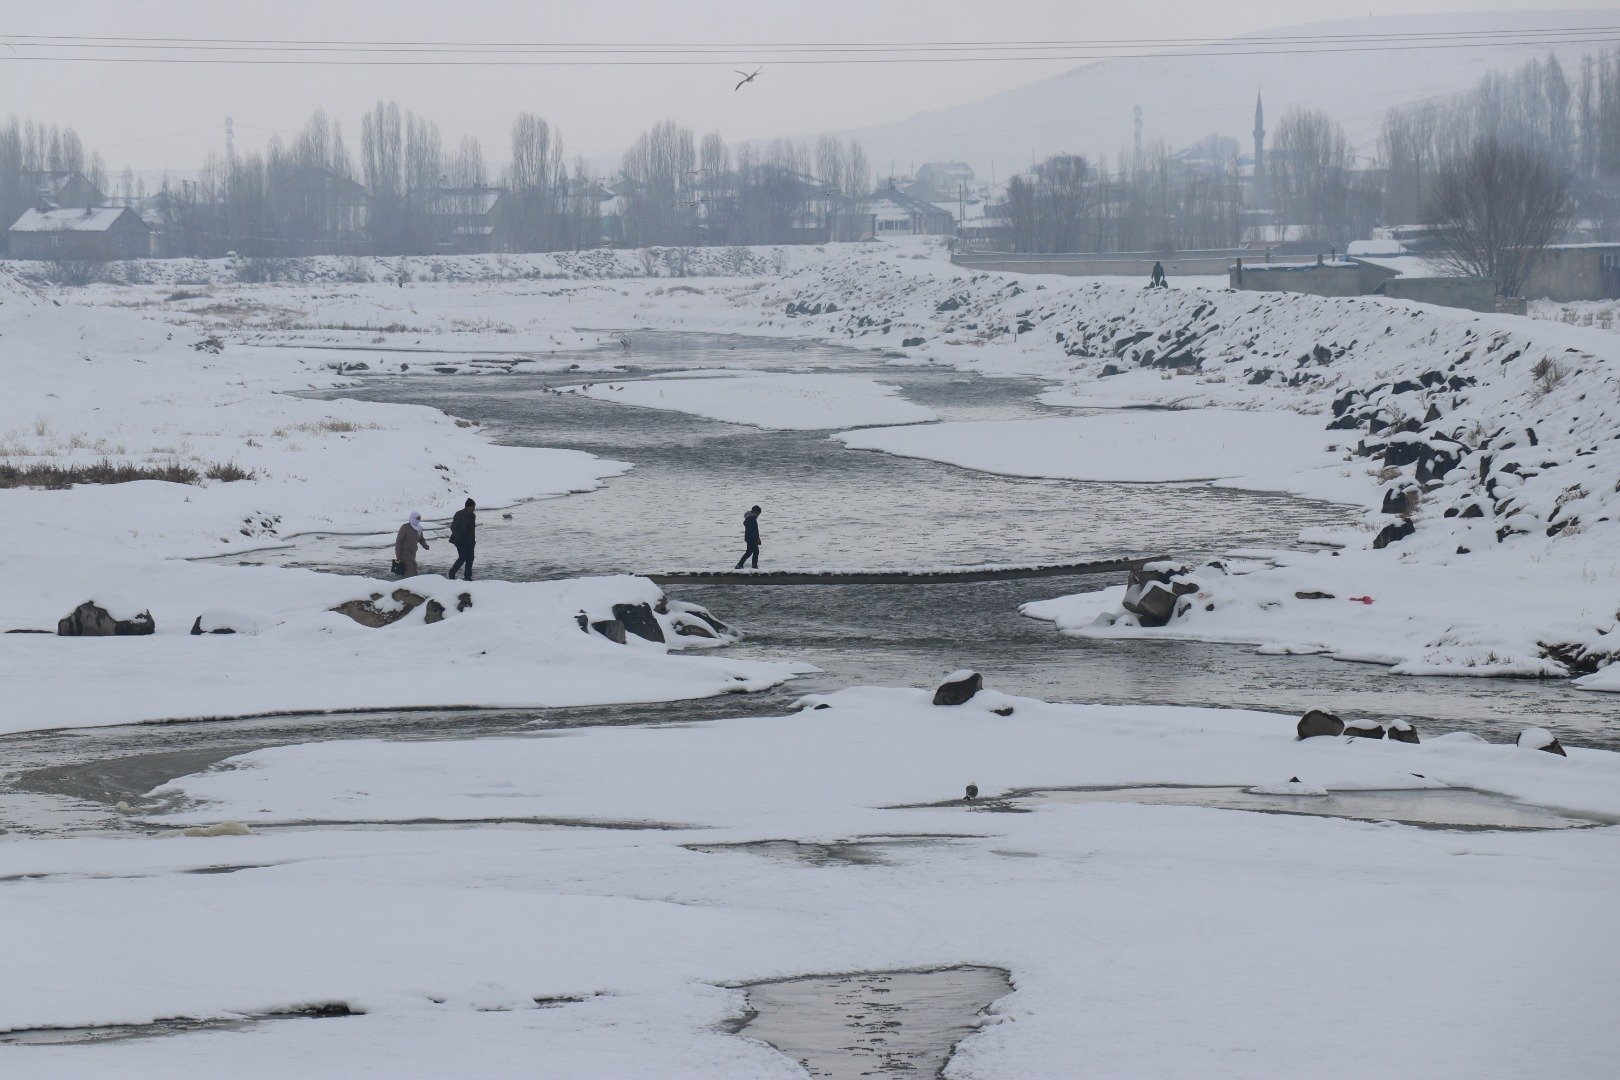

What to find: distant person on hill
left=1150, top=261, right=1167, bottom=288
left=734, top=505, right=763, bottom=570
left=448, top=498, right=477, bottom=581
left=395, top=511, right=429, bottom=576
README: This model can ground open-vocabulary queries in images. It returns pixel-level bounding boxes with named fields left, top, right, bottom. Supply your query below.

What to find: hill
left=823, top=10, right=1615, bottom=177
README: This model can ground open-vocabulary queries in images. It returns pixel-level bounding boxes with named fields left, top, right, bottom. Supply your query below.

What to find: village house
left=2, top=170, right=107, bottom=236
left=413, top=186, right=509, bottom=253
left=5, top=205, right=151, bottom=260
left=832, top=184, right=956, bottom=241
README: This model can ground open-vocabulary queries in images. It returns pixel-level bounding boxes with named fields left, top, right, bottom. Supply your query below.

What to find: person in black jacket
left=734, top=505, right=762, bottom=570
left=1150, top=261, right=1167, bottom=288
left=447, top=498, right=476, bottom=581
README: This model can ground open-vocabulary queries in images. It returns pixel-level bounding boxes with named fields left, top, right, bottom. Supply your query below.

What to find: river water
left=2, top=332, right=1616, bottom=842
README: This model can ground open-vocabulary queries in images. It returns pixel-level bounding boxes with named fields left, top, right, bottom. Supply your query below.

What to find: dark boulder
left=590, top=619, right=627, bottom=644
left=1122, top=565, right=1199, bottom=627
left=456, top=592, right=473, bottom=612
left=423, top=600, right=446, bottom=625
left=1297, top=710, right=1345, bottom=739
left=612, top=602, right=665, bottom=643
left=189, top=615, right=236, bottom=636
left=58, top=602, right=155, bottom=637
left=1372, top=518, right=1416, bottom=549
left=932, top=670, right=983, bottom=706
left=1387, top=720, right=1420, bottom=744
left=1294, top=591, right=1335, bottom=600
left=902, top=336, right=926, bottom=348
left=1344, top=719, right=1386, bottom=739
left=1516, top=727, right=1566, bottom=757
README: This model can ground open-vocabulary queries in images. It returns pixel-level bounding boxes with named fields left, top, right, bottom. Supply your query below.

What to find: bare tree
left=1271, top=107, right=1356, bottom=244
left=1426, top=136, right=1572, bottom=296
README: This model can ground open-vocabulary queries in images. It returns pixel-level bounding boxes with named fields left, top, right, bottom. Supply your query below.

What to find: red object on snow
left=1348, top=596, right=1375, bottom=605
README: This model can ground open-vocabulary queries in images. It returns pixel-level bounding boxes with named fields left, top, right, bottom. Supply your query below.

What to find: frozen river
left=3, top=331, right=1616, bottom=842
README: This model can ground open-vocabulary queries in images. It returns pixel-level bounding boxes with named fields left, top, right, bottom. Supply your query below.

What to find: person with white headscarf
left=394, top=510, right=430, bottom=576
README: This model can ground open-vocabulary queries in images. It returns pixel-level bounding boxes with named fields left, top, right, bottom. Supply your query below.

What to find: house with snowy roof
left=5, top=206, right=151, bottom=260
left=832, top=184, right=956, bottom=241
left=2, top=170, right=107, bottom=238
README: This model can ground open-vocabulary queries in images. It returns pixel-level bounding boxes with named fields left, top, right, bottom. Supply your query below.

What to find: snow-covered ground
left=0, top=265, right=801, bottom=733
left=5, top=241, right=1620, bottom=1077
left=0, top=689, right=1613, bottom=1077
left=836, top=408, right=1348, bottom=491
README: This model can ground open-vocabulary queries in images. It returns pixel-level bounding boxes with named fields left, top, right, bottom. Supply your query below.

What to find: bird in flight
left=734, top=68, right=762, bottom=91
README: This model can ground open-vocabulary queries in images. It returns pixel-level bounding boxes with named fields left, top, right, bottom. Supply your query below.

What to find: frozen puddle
left=732, top=965, right=1010, bottom=1078
left=688, top=835, right=968, bottom=867
left=1027, top=785, right=1607, bottom=830
left=0, top=1004, right=354, bottom=1046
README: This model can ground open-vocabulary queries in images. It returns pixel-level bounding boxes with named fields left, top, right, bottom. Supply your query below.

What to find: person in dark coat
left=1150, top=261, right=1167, bottom=288
left=734, top=505, right=762, bottom=570
left=447, top=498, right=476, bottom=581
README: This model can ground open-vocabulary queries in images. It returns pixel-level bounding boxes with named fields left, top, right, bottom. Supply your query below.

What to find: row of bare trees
left=618, top=122, right=869, bottom=247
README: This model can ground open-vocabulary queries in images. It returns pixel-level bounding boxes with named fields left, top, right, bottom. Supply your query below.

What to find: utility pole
left=224, top=116, right=236, bottom=203
left=1133, top=106, right=1143, bottom=163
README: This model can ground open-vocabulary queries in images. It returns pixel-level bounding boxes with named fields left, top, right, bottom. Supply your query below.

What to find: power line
left=2, top=24, right=1615, bottom=51
left=1, top=35, right=1616, bottom=67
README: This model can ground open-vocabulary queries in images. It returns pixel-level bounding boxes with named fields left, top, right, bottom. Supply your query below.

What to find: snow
left=0, top=264, right=800, bottom=734
left=564, top=370, right=937, bottom=431
left=1, top=689, right=1615, bottom=1077
left=4, top=241, right=1620, bottom=1077
left=836, top=409, right=1344, bottom=491
left=7, top=207, right=132, bottom=233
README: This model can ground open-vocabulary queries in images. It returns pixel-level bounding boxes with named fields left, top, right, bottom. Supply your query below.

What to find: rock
left=1294, top=591, right=1335, bottom=601
left=1516, top=727, right=1566, bottom=756
left=456, top=592, right=473, bottom=612
left=612, top=602, right=665, bottom=643
left=1122, top=564, right=1199, bottom=627
left=58, top=602, right=155, bottom=637
left=590, top=619, right=627, bottom=644
left=992, top=705, right=1014, bottom=716
left=812, top=703, right=831, bottom=710
left=1387, top=720, right=1420, bottom=744
left=932, top=669, right=983, bottom=706
left=681, top=607, right=729, bottom=634
left=189, top=615, right=237, bottom=636
left=423, top=600, right=446, bottom=624
left=181, top=821, right=252, bottom=837
left=1372, top=518, right=1416, bottom=549
left=330, top=589, right=426, bottom=628
left=1296, top=710, right=1345, bottom=739
left=1344, top=719, right=1385, bottom=739
left=965, top=784, right=979, bottom=800
left=901, top=336, right=926, bottom=348
left=674, top=620, right=716, bottom=639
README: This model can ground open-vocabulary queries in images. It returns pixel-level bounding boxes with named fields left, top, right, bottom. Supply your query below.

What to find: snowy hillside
left=826, top=11, right=1612, bottom=173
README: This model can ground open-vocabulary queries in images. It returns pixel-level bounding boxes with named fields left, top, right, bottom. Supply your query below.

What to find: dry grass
left=0, top=459, right=255, bottom=489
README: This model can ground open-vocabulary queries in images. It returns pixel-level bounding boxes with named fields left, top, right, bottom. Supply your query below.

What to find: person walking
left=448, top=498, right=477, bottom=581
left=734, top=505, right=762, bottom=570
left=1149, top=261, right=1167, bottom=288
left=395, top=511, right=430, bottom=577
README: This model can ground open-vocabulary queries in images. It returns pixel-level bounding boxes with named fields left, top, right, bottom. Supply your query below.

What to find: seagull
left=734, top=68, right=761, bottom=91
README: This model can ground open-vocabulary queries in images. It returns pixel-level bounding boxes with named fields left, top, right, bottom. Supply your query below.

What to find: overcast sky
left=2, top=1, right=1614, bottom=176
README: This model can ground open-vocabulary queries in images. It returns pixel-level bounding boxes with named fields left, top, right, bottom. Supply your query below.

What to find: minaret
left=1253, top=91, right=1266, bottom=203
